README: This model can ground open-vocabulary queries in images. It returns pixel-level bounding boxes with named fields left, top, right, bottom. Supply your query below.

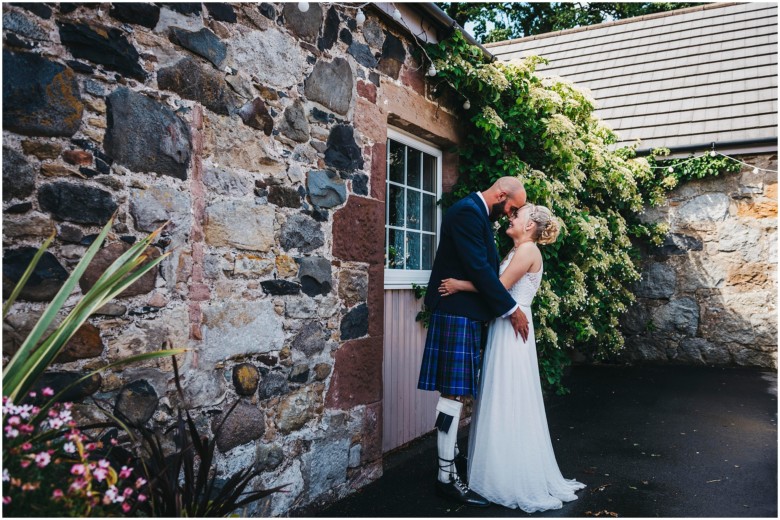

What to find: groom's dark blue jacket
left=424, top=192, right=516, bottom=322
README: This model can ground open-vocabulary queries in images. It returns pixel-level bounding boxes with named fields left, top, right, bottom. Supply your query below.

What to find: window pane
left=388, top=184, right=404, bottom=227
left=407, top=148, right=422, bottom=189
left=406, top=232, right=421, bottom=270
left=423, top=153, right=436, bottom=192
left=388, top=140, right=405, bottom=184
left=422, top=194, right=436, bottom=232
left=422, top=234, right=435, bottom=270
left=406, top=189, right=420, bottom=230
left=387, top=229, right=404, bottom=269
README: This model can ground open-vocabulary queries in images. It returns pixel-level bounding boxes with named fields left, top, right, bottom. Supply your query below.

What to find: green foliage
left=437, top=2, right=704, bottom=42
left=411, top=283, right=431, bottom=328
left=3, top=217, right=171, bottom=403
left=426, top=32, right=735, bottom=393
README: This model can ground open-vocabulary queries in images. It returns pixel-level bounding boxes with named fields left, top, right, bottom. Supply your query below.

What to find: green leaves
left=3, top=217, right=171, bottom=402
left=426, top=31, right=732, bottom=393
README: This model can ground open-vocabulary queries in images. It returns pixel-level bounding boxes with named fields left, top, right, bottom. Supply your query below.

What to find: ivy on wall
left=420, top=32, right=739, bottom=393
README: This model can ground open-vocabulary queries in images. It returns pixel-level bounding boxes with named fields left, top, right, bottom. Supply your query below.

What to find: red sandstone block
left=189, top=283, right=210, bottom=301
left=333, top=196, right=384, bottom=265
left=357, top=80, right=377, bottom=103
left=62, top=149, right=93, bottom=166
left=370, top=142, right=386, bottom=201
left=325, top=336, right=383, bottom=409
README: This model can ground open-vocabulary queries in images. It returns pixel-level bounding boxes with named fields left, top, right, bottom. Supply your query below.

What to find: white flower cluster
left=529, top=85, right=563, bottom=110
left=481, top=106, right=506, bottom=129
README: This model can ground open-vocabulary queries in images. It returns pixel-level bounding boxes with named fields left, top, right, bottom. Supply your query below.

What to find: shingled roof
left=486, top=2, right=778, bottom=155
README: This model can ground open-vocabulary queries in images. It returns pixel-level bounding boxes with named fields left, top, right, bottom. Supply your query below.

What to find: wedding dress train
left=467, top=250, right=586, bottom=512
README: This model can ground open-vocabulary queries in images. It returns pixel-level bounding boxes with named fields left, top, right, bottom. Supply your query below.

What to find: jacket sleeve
left=449, top=204, right=517, bottom=318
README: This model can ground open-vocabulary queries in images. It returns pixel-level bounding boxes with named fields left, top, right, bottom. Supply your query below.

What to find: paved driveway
left=316, top=365, right=777, bottom=517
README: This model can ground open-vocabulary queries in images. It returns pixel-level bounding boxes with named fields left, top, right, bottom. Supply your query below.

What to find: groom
left=417, top=177, right=530, bottom=507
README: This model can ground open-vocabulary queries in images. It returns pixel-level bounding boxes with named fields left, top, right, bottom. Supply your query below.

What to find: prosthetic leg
left=434, top=397, right=489, bottom=507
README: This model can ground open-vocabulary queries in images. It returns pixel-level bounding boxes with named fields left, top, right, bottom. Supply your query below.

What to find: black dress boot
left=435, top=471, right=490, bottom=507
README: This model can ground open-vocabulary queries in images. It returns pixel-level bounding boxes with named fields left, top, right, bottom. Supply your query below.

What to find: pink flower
left=35, top=452, right=51, bottom=468
left=98, top=459, right=110, bottom=469
left=19, top=424, right=33, bottom=434
left=21, top=442, right=33, bottom=451
left=4, top=426, right=19, bottom=438
left=3, top=496, right=11, bottom=505
left=28, top=391, right=36, bottom=398
left=20, top=459, right=31, bottom=469
left=52, top=489, right=64, bottom=499
left=7, top=416, right=20, bottom=426
left=137, top=494, right=147, bottom=502
left=16, top=404, right=34, bottom=419
left=42, top=387, right=54, bottom=397
left=123, top=487, right=134, bottom=497
left=48, top=409, right=59, bottom=418
left=58, top=410, right=72, bottom=422
left=70, top=464, right=86, bottom=476
left=85, top=442, right=97, bottom=451
left=119, top=466, right=133, bottom=479
left=63, top=442, right=76, bottom=454
left=48, top=418, right=64, bottom=430
left=110, top=438, right=119, bottom=446
left=69, top=478, right=86, bottom=491
left=135, top=477, right=147, bottom=489
left=122, top=502, right=131, bottom=513
left=93, top=468, right=108, bottom=482
left=104, top=485, right=119, bottom=503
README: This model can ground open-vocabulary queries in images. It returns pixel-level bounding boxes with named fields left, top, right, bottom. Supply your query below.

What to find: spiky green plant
left=2, top=216, right=173, bottom=402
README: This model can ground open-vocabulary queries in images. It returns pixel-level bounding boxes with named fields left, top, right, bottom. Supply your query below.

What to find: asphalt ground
left=316, top=365, right=778, bottom=518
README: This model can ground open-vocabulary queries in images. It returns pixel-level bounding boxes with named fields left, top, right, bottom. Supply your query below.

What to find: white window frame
left=384, top=127, right=443, bottom=290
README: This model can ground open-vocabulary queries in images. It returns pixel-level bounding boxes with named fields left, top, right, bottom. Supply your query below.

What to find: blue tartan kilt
left=417, top=311, right=484, bottom=397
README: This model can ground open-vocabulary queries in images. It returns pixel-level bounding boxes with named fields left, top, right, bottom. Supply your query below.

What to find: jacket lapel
left=469, top=193, right=500, bottom=272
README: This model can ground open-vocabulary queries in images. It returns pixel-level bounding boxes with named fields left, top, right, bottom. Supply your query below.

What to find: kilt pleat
left=417, top=311, right=483, bottom=396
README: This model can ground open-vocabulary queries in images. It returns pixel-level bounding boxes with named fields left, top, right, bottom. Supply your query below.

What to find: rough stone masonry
left=1, top=3, right=461, bottom=515
left=620, top=154, right=778, bottom=369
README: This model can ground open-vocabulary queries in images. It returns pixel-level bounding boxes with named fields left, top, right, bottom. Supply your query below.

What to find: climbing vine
left=420, top=32, right=739, bottom=393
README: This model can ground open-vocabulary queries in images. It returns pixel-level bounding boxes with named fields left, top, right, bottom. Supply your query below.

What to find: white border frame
left=384, top=127, right=443, bottom=290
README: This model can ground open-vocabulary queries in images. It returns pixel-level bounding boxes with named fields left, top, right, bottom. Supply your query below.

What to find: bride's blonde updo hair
left=526, top=204, right=561, bottom=245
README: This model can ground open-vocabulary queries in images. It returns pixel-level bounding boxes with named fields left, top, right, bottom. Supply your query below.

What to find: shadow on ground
left=314, top=365, right=777, bottom=518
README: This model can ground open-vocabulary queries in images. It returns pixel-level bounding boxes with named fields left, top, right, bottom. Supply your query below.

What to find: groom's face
left=489, top=191, right=526, bottom=222
left=488, top=200, right=509, bottom=222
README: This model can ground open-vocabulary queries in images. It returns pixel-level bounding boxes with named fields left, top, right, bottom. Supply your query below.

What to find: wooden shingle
left=487, top=2, right=778, bottom=153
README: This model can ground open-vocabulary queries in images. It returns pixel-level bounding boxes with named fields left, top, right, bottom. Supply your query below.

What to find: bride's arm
left=439, top=243, right=537, bottom=295
left=498, top=243, right=537, bottom=289
left=439, top=277, right=477, bottom=294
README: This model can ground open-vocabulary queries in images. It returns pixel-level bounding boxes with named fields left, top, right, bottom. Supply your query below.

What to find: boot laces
left=450, top=473, right=469, bottom=494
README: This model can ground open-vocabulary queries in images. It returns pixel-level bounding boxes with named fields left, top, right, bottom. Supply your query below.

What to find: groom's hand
left=510, top=308, right=529, bottom=342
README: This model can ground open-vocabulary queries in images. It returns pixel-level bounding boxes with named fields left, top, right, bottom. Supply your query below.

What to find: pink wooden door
left=382, top=289, right=439, bottom=452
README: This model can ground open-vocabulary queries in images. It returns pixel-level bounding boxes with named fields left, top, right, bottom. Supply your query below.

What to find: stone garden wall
left=619, top=154, right=778, bottom=369
left=2, top=2, right=460, bottom=515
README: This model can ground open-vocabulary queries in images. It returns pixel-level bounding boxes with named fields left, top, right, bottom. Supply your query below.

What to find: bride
left=438, top=203, right=586, bottom=512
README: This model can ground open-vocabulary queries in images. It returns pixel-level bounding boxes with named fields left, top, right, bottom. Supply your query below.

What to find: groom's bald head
left=483, top=177, right=527, bottom=221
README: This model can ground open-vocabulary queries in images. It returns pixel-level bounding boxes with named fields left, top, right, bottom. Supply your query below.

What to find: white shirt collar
left=476, top=192, right=489, bottom=216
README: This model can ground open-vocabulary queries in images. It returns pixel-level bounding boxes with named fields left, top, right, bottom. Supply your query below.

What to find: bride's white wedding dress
left=467, top=250, right=586, bottom=512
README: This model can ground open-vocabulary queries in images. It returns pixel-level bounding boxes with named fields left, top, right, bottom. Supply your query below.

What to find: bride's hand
left=439, top=278, right=462, bottom=296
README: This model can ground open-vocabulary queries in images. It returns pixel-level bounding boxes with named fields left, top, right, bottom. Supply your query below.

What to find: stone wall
left=1, top=2, right=461, bottom=515
left=619, top=154, right=777, bottom=369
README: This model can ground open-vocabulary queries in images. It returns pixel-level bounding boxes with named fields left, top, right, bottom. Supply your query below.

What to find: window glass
left=385, top=133, right=441, bottom=286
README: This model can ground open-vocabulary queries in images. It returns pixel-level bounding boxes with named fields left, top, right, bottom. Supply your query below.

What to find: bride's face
left=507, top=206, right=532, bottom=239
left=506, top=204, right=535, bottom=239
